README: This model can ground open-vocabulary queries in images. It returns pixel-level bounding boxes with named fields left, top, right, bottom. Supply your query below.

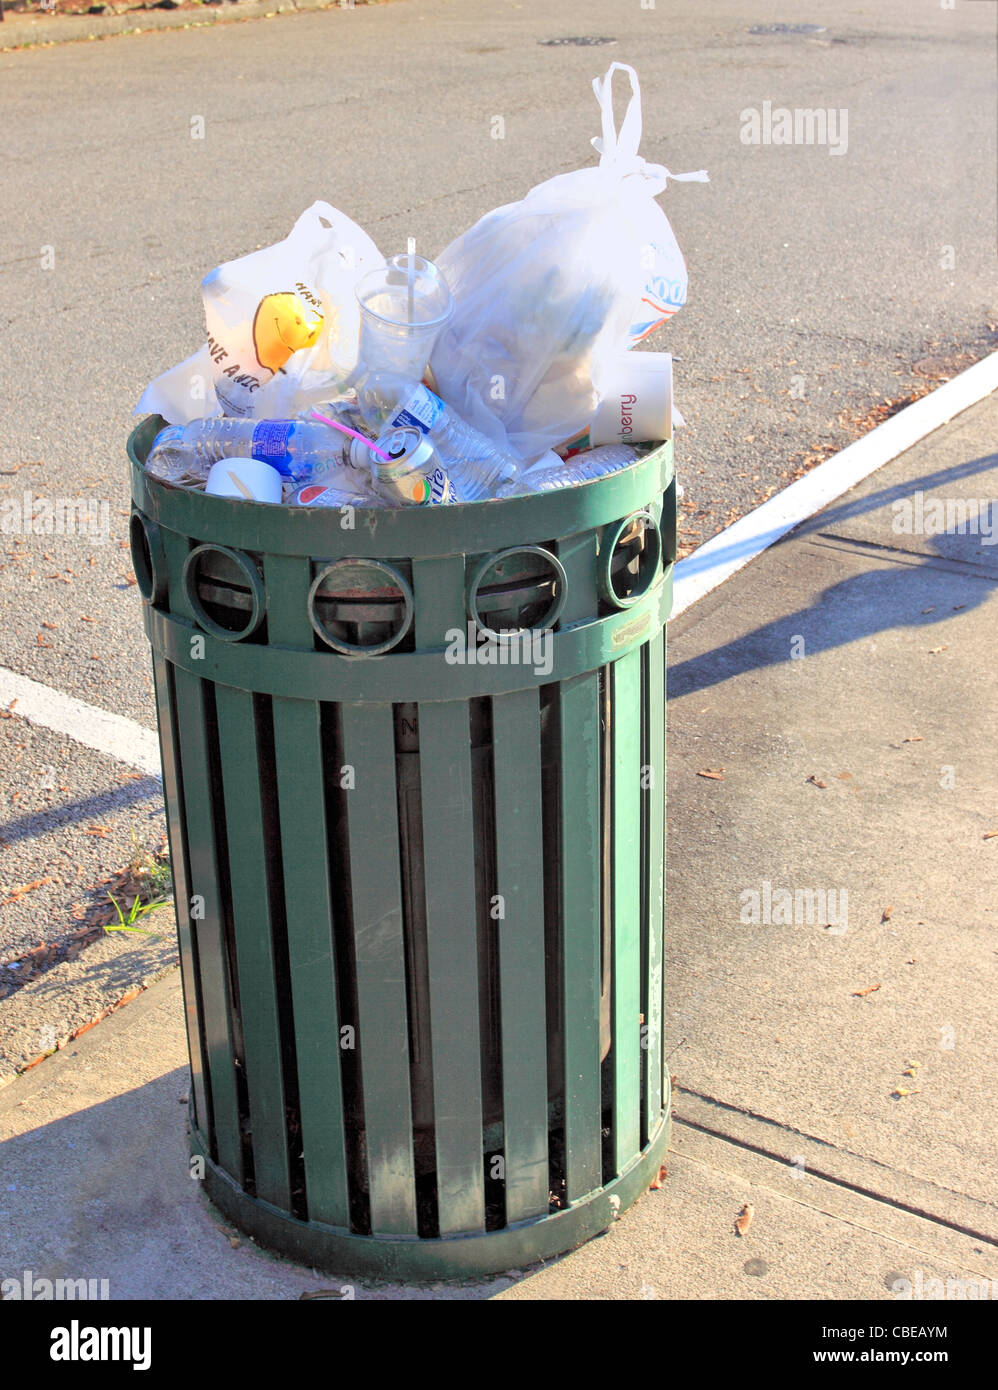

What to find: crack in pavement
left=673, top=1087, right=998, bottom=1249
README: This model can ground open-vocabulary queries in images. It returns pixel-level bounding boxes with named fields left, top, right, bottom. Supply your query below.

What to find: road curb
left=0, top=0, right=371, bottom=52
left=671, top=351, right=998, bottom=619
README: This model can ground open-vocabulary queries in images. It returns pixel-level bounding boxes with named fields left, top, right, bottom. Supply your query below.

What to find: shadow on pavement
left=670, top=450, right=998, bottom=697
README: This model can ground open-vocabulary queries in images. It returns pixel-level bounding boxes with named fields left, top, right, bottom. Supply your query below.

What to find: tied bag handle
left=590, top=62, right=709, bottom=190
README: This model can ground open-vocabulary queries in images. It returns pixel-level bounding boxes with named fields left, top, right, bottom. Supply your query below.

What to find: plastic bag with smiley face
left=137, top=202, right=383, bottom=424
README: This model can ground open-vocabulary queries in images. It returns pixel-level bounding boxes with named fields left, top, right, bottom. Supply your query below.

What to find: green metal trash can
left=128, top=415, right=676, bottom=1278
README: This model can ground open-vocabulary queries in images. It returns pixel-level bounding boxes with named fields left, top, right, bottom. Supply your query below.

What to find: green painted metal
left=643, top=631, right=666, bottom=1140
left=213, top=683, right=292, bottom=1212
left=411, top=554, right=467, bottom=648
left=271, top=694, right=351, bottom=1228
left=558, top=672, right=603, bottom=1202
left=611, top=648, right=642, bottom=1172
left=491, top=688, right=549, bottom=1224
left=170, top=667, right=243, bottom=1182
left=191, top=1109, right=670, bottom=1280
left=141, top=578, right=672, bottom=704
left=260, top=552, right=314, bottom=646
left=339, top=702, right=418, bottom=1236
left=150, top=651, right=208, bottom=1136
left=130, top=414, right=674, bottom=1276
left=556, top=528, right=599, bottom=627
left=418, top=700, right=487, bottom=1235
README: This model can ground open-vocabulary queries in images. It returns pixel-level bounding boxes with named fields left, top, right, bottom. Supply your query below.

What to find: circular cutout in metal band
left=466, top=545, right=568, bottom=637
left=598, top=509, right=662, bottom=609
left=129, top=510, right=167, bottom=607
left=308, top=558, right=415, bottom=656
left=183, top=543, right=267, bottom=642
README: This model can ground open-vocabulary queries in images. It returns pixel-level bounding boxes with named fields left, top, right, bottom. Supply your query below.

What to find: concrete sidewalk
left=1, top=395, right=995, bottom=1299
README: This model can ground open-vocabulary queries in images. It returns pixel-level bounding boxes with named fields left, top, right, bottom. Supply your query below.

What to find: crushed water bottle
left=145, top=418, right=354, bottom=486
left=498, top=444, right=639, bottom=496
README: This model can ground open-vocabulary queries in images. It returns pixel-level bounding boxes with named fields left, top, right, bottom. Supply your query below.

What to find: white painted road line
left=670, top=351, right=998, bottom=618
left=1, top=354, right=994, bottom=774
left=0, top=667, right=161, bottom=779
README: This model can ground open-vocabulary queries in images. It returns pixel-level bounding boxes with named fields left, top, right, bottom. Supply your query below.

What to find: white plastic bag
left=136, top=202, right=383, bottom=424
left=430, top=64, right=706, bottom=461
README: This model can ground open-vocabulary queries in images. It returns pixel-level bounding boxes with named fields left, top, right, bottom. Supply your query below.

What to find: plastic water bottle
left=498, top=445, right=639, bottom=496
left=145, top=418, right=352, bottom=485
left=354, top=377, right=518, bottom=501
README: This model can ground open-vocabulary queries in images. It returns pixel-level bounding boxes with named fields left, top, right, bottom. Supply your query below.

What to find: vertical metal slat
left=340, top=702, right=417, bottom=1236
left=558, top=671, right=603, bottom=1201
left=272, top=694, right=350, bottom=1228
left=644, top=631, right=666, bottom=1136
left=214, top=683, right=292, bottom=1211
left=492, top=687, right=549, bottom=1223
left=171, top=666, right=242, bottom=1182
left=611, top=649, right=642, bottom=1172
left=151, top=652, right=208, bottom=1136
left=418, top=700, right=486, bottom=1235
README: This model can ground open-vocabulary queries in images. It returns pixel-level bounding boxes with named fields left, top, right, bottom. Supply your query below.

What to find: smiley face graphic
left=252, top=291, right=324, bottom=375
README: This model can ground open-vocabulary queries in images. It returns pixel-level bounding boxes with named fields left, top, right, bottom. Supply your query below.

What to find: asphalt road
left=0, top=0, right=995, bottom=963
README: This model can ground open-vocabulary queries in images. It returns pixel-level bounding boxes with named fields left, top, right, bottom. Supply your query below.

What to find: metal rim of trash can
left=128, top=416, right=675, bottom=561
left=192, top=1101, right=671, bottom=1280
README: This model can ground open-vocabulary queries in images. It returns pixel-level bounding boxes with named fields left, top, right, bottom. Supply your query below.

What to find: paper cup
left=205, top=458, right=284, bottom=504
left=590, top=352, right=673, bottom=447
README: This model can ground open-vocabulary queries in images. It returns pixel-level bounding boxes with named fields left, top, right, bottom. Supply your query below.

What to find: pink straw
left=310, top=409, right=391, bottom=462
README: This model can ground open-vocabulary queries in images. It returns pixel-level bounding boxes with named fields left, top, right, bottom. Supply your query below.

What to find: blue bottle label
left=391, top=384, right=446, bottom=435
left=251, top=420, right=295, bottom=474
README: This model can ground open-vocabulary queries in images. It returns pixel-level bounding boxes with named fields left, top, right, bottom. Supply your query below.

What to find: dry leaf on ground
left=734, top=1203, right=754, bottom=1237
left=3, top=877, right=53, bottom=905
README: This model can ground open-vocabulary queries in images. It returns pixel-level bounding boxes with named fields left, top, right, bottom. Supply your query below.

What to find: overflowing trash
left=135, top=63, right=706, bottom=507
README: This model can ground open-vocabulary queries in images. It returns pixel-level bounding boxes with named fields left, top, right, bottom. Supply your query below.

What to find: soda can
left=357, top=425, right=458, bottom=506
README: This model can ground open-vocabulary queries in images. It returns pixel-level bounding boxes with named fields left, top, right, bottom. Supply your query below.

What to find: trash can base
left=191, top=1109, right=671, bottom=1282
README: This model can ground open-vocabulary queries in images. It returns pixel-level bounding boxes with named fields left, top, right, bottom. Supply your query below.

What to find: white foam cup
left=205, top=458, right=284, bottom=504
